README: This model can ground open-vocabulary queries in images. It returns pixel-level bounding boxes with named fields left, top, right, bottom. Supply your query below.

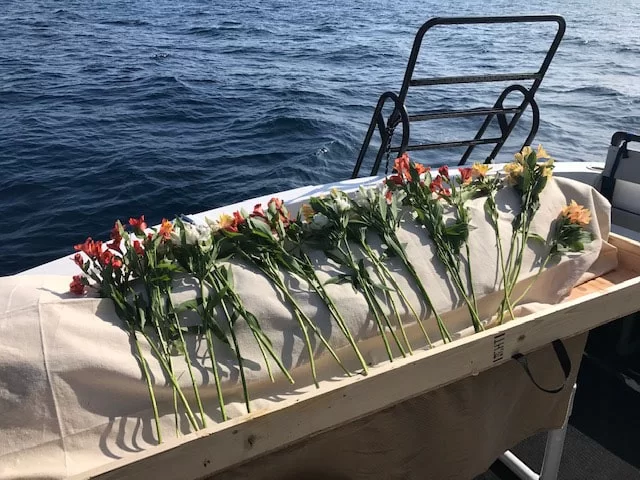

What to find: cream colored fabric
left=212, top=334, right=588, bottom=480
left=0, top=177, right=615, bottom=478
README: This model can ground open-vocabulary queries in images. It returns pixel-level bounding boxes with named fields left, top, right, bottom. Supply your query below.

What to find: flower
left=129, top=215, right=147, bottom=234
left=471, top=163, right=490, bottom=179
left=159, top=219, right=173, bottom=240
left=504, top=162, right=524, bottom=185
left=414, top=163, right=429, bottom=175
left=233, top=211, right=246, bottom=228
left=514, top=146, right=534, bottom=164
left=536, top=144, right=550, bottom=160
left=386, top=174, right=404, bottom=186
left=251, top=203, right=266, bottom=219
left=69, top=275, right=86, bottom=295
left=459, top=167, right=473, bottom=185
left=74, top=237, right=102, bottom=259
left=300, top=204, right=315, bottom=222
left=394, top=153, right=410, bottom=179
left=541, top=158, right=554, bottom=178
left=561, top=200, right=592, bottom=226
left=73, top=253, right=84, bottom=268
left=133, top=240, right=144, bottom=256
left=438, top=165, right=449, bottom=179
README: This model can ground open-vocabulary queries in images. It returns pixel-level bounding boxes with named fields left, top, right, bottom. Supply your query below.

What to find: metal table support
left=499, top=383, right=577, bottom=480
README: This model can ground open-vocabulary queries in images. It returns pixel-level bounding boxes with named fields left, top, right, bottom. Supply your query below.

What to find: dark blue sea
left=1, top=0, right=639, bottom=276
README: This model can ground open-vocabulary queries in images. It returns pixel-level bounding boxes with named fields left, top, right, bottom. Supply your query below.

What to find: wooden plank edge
left=76, top=243, right=640, bottom=480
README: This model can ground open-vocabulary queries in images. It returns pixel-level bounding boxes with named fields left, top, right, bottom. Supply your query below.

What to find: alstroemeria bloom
left=561, top=200, right=592, bottom=226
left=252, top=203, right=266, bottom=219
left=129, top=215, right=147, bottom=233
left=300, top=204, right=315, bottom=222
left=159, top=218, right=173, bottom=240
left=414, top=162, right=429, bottom=176
left=385, top=174, right=404, bottom=186
left=214, top=213, right=235, bottom=232
left=394, top=153, right=410, bottom=179
left=73, top=253, right=84, bottom=268
left=438, top=165, right=449, bottom=179
left=133, top=240, right=144, bottom=256
left=504, top=162, right=524, bottom=185
left=74, top=238, right=102, bottom=259
left=514, top=146, right=534, bottom=164
left=107, top=222, right=123, bottom=252
left=459, top=167, right=473, bottom=185
left=69, top=275, right=86, bottom=295
left=471, top=162, right=490, bottom=179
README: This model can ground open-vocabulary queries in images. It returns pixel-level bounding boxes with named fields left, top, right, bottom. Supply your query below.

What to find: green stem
left=143, top=332, right=200, bottom=432
left=362, top=244, right=413, bottom=354
left=168, top=293, right=207, bottom=428
left=304, top=258, right=369, bottom=374
left=131, top=328, right=162, bottom=444
left=512, top=254, right=552, bottom=307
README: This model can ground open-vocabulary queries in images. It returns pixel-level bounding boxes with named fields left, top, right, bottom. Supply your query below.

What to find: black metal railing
left=351, top=15, right=565, bottom=178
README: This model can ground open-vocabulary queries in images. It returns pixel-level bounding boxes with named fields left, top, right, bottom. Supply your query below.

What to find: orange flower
left=251, top=203, right=266, bottom=219
left=414, top=162, right=429, bottom=176
left=459, top=167, right=473, bottom=185
left=471, top=162, right=490, bottom=178
left=300, top=204, right=315, bottom=222
left=159, top=218, right=173, bottom=240
left=561, top=200, right=591, bottom=226
left=438, top=165, right=449, bottom=179
left=394, top=153, right=410, bottom=178
left=69, top=275, right=86, bottom=295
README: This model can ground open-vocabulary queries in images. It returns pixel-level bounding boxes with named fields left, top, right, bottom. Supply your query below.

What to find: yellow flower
left=504, top=162, right=523, bottom=185
left=536, top=144, right=550, bottom=160
left=561, top=200, right=591, bottom=226
left=471, top=162, right=490, bottom=178
left=514, top=146, right=533, bottom=164
left=217, top=213, right=235, bottom=230
left=300, top=204, right=315, bottom=222
left=541, top=157, right=554, bottom=178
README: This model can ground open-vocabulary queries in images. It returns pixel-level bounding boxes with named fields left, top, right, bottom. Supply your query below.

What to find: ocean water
left=1, top=0, right=639, bottom=276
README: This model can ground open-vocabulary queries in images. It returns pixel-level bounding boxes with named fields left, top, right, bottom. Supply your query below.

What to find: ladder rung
left=410, top=72, right=540, bottom=86
left=391, top=137, right=503, bottom=152
left=408, top=107, right=521, bottom=122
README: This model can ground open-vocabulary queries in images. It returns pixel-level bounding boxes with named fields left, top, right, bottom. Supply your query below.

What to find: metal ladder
left=351, top=15, right=566, bottom=178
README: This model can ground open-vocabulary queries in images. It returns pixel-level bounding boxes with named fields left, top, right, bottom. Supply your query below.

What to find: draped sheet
left=0, top=177, right=616, bottom=479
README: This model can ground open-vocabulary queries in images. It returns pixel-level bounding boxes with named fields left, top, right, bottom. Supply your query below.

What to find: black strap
left=600, top=142, right=628, bottom=201
left=512, top=339, right=571, bottom=394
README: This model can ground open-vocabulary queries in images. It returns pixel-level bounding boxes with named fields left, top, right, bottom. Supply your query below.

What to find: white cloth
left=0, top=177, right=615, bottom=478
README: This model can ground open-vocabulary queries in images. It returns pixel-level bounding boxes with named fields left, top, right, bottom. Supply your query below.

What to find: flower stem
left=143, top=332, right=200, bottom=432
left=131, top=328, right=162, bottom=444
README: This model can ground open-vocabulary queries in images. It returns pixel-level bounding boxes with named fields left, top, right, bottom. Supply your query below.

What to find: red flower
left=251, top=203, right=266, bottom=219
left=73, top=253, right=84, bottom=268
left=430, top=175, right=444, bottom=193
left=69, top=275, right=86, bottom=295
left=133, top=240, right=144, bottom=256
left=74, top=237, right=102, bottom=259
left=385, top=189, right=393, bottom=204
left=459, top=167, right=473, bottom=185
left=111, top=257, right=123, bottom=269
left=159, top=218, right=173, bottom=240
left=100, top=250, right=114, bottom=267
left=438, top=165, right=449, bottom=179
left=107, top=222, right=123, bottom=252
left=129, top=215, right=147, bottom=233
left=386, top=174, right=404, bottom=186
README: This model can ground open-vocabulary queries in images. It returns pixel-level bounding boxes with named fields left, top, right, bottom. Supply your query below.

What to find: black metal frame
left=351, top=15, right=566, bottom=178
left=600, top=130, right=640, bottom=202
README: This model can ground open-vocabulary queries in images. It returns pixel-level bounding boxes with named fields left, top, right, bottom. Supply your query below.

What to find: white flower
left=172, top=223, right=212, bottom=246
left=334, top=196, right=351, bottom=213
left=311, top=213, right=329, bottom=229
